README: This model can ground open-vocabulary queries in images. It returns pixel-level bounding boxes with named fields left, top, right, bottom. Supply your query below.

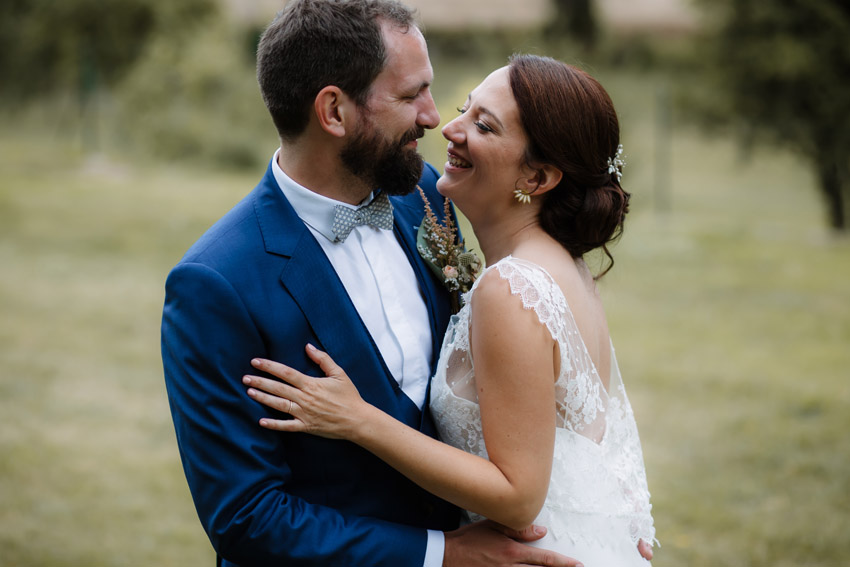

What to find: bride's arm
left=245, top=272, right=557, bottom=530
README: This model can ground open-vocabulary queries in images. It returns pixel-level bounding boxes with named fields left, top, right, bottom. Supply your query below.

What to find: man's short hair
left=257, top=0, right=419, bottom=140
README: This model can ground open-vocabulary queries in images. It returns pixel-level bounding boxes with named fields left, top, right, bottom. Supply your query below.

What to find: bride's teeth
left=449, top=155, right=471, bottom=168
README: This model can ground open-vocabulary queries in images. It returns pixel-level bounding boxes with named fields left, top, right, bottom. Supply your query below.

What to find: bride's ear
left=535, top=164, right=563, bottom=194
left=519, top=163, right=563, bottom=197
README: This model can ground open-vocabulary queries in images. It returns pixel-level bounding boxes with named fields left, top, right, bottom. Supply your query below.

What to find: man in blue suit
left=162, top=1, right=577, bottom=566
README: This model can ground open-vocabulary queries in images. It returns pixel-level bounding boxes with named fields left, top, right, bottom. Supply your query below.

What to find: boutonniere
left=416, top=186, right=482, bottom=313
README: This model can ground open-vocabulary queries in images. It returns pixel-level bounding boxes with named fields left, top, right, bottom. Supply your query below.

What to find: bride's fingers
left=258, top=416, right=305, bottom=432
left=243, top=374, right=300, bottom=402
left=245, top=380, right=300, bottom=414
left=305, top=344, right=346, bottom=379
left=251, top=358, right=309, bottom=387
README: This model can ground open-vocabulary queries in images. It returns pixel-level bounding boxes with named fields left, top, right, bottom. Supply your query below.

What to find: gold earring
left=513, top=188, right=533, bottom=205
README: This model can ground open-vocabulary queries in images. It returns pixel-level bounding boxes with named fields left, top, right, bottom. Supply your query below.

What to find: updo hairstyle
left=508, top=54, right=630, bottom=277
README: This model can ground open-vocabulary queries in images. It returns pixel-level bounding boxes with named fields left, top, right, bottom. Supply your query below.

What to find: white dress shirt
left=271, top=152, right=445, bottom=566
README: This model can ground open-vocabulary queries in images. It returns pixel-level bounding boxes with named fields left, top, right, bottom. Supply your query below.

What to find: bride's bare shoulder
left=510, top=241, right=586, bottom=295
left=468, top=264, right=515, bottom=305
left=468, top=262, right=542, bottom=326
left=468, top=261, right=555, bottom=350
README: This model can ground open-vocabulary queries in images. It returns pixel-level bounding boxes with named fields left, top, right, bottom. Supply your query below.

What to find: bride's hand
left=243, top=344, right=368, bottom=440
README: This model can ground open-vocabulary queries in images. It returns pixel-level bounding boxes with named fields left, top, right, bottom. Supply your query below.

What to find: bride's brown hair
left=508, top=54, right=630, bottom=278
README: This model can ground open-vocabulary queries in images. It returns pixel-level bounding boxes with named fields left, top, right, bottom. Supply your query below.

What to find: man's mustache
left=400, top=126, right=425, bottom=146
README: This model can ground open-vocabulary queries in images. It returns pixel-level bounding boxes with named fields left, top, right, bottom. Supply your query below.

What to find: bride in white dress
left=244, top=54, right=656, bottom=566
left=429, top=255, right=654, bottom=565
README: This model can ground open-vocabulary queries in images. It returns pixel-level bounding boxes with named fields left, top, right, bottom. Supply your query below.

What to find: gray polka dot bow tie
left=331, top=191, right=394, bottom=242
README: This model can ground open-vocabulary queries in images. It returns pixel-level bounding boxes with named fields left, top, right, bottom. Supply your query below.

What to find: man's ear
left=313, top=86, right=355, bottom=138
left=519, top=163, right=563, bottom=196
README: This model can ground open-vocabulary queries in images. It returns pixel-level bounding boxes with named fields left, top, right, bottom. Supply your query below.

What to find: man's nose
left=417, top=90, right=440, bottom=130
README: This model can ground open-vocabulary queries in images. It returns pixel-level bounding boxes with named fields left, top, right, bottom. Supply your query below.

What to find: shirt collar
left=271, top=149, right=374, bottom=242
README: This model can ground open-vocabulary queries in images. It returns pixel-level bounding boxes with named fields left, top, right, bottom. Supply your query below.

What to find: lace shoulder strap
left=484, top=256, right=611, bottom=436
left=481, top=256, right=568, bottom=343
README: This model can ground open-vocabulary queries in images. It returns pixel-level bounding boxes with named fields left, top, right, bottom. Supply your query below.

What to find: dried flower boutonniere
left=416, top=186, right=482, bottom=313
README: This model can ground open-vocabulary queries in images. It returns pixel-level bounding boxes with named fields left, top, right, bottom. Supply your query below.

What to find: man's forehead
left=375, top=27, right=432, bottom=90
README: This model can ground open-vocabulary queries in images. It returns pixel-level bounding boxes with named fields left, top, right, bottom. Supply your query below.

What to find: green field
left=1, top=67, right=848, bottom=566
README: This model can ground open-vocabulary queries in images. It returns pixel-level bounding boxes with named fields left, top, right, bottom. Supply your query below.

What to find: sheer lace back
left=430, top=256, right=656, bottom=549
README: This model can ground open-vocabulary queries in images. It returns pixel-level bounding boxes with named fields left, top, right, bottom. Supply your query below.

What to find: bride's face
left=436, top=67, right=530, bottom=218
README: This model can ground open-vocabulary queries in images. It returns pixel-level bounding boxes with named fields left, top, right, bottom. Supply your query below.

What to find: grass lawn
left=1, top=68, right=848, bottom=566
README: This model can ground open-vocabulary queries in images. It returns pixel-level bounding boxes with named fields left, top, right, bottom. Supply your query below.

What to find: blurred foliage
left=7, top=0, right=848, bottom=220
left=113, top=15, right=274, bottom=168
left=546, top=0, right=599, bottom=54
left=426, top=28, right=551, bottom=70
left=0, top=0, right=216, bottom=101
left=0, top=0, right=275, bottom=169
left=683, top=0, right=850, bottom=230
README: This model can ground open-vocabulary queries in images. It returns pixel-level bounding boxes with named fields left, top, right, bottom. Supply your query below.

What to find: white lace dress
left=430, top=256, right=656, bottom=566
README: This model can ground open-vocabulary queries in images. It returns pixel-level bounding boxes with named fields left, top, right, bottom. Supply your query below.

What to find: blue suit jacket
left=162, top=161, right=460, bottom=566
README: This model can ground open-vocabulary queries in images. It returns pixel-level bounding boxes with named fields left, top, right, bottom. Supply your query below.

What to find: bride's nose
left=441, top=116, right=466, bottom=144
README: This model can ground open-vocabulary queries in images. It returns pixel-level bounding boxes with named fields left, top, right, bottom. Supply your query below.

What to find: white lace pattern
left=430, top=256, right=656, bottom=561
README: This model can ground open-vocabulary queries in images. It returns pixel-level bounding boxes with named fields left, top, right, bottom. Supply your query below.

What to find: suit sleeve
left=161, top=261, right=428, bottom=566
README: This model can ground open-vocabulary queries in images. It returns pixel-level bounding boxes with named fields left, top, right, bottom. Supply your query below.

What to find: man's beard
left=340, top=113, right=425, bottom=196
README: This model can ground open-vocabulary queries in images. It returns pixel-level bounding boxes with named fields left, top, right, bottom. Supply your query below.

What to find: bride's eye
left=474, top=121, right=494, bottom=133
left=456, top=106, right=467, bottom=114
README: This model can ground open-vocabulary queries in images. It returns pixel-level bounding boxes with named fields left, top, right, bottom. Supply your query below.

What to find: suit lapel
left=390, top=194, right=456, bottom=433
left=391, top=196, right=445, bottom=364
left=253, top=166, right=408, bottom=416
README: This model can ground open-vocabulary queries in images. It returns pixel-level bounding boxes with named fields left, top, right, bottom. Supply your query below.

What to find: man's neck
left=277, top=140, right=372, bottom=205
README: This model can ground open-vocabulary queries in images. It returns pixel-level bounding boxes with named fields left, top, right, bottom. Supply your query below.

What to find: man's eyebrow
left=402, top=80, right=431, bottom=97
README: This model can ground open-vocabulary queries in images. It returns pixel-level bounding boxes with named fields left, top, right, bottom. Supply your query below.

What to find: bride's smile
left=436, top=66, right=532, bottom=217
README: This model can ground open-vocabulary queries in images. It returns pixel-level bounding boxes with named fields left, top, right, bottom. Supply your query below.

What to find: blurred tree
left=546, top=0, right=598, bottom=52
left=0, top=0, right=215, bottom=102
left=113, top=14, right=273, bottom=169
left=692, top=0, right=850, bottom=230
